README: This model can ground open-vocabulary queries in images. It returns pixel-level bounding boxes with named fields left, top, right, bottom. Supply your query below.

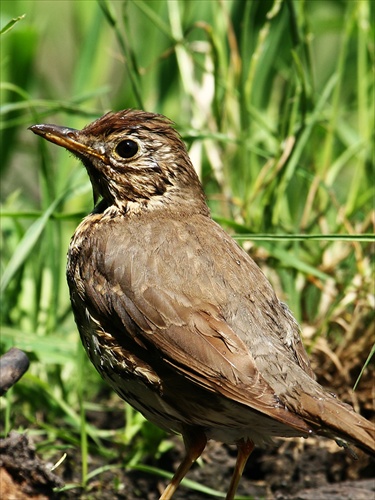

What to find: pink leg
left=160, top=430, right=207, bottom=500
left=226, top=438, right=254, bottom=500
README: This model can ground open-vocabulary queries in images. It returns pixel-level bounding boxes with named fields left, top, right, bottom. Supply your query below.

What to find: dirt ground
left=1, top=346, right=374, bottom=499
left=1, top=420, right=374, bottom=500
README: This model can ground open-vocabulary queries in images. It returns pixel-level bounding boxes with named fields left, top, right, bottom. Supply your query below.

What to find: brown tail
left=298, top=390, right=375, bottom=457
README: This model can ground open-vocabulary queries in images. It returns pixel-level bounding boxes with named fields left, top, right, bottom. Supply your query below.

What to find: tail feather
left=298, top=391, right=375, bottom=457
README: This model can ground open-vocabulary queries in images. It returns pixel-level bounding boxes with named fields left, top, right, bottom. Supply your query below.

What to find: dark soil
left=0, top=432, right=63, bottom=499
left=1, top=429, right=374, bottom=499
left=1, top=349, right=374, bottom=499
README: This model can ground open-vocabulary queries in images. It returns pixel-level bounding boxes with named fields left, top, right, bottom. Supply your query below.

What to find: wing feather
left=76, top=212, right=314, bottom=434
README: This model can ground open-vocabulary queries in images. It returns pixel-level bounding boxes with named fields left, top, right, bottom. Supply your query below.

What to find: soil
left=1, top=425, right=374, bottom=499
left=1, top=349, right=374, bottom=499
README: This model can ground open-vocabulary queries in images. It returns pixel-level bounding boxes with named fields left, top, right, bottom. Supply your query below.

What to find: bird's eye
left=115, top=139, right=139, bottom=159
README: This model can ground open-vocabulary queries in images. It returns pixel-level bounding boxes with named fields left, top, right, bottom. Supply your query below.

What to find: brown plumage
left=30, top=110, right=375, bottom=499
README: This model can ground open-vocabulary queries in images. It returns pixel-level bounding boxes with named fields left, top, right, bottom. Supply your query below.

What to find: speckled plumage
left=30, top=110, right=375, bottom=500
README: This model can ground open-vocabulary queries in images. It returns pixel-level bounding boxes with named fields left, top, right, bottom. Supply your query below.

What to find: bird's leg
left=160, top=429, right=207, bottom=500
left=226, top=438, right=254, bottom=500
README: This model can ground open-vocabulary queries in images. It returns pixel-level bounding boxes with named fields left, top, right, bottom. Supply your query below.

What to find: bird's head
left=30, top=109, right=208, bottom=215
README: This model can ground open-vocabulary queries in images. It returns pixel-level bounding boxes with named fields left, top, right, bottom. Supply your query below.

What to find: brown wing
left=75, top=211, right=314, bottom=434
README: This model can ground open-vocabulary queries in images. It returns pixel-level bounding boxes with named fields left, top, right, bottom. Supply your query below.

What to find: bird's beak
left=29, top=123, right=105, bottom=161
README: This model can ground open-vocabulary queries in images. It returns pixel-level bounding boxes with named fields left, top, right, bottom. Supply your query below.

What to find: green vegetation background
left=1, top=0, right=374, bottom=495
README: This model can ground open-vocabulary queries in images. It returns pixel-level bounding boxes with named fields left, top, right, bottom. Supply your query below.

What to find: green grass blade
left=1, top=196, right=62, bottom=294
left=130, top=464, right=254, bottom=499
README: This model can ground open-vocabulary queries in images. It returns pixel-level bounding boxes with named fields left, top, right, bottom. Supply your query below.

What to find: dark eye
left=115, top=139, right=138, bottom=159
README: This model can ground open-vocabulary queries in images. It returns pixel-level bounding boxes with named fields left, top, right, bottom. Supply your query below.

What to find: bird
left=30, top=109, right=375, bottom=499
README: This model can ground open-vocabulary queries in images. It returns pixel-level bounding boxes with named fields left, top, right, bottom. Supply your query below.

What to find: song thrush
left=30, top=110, right=375, bottom=499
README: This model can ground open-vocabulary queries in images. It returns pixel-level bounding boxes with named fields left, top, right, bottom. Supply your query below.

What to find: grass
left=1, top=0, right=374, bottom=496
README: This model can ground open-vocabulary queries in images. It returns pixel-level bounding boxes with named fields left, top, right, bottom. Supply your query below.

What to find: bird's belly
left=77, top=317, right=306, bottom=446
left=78, top=317, right=191, bottom=434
